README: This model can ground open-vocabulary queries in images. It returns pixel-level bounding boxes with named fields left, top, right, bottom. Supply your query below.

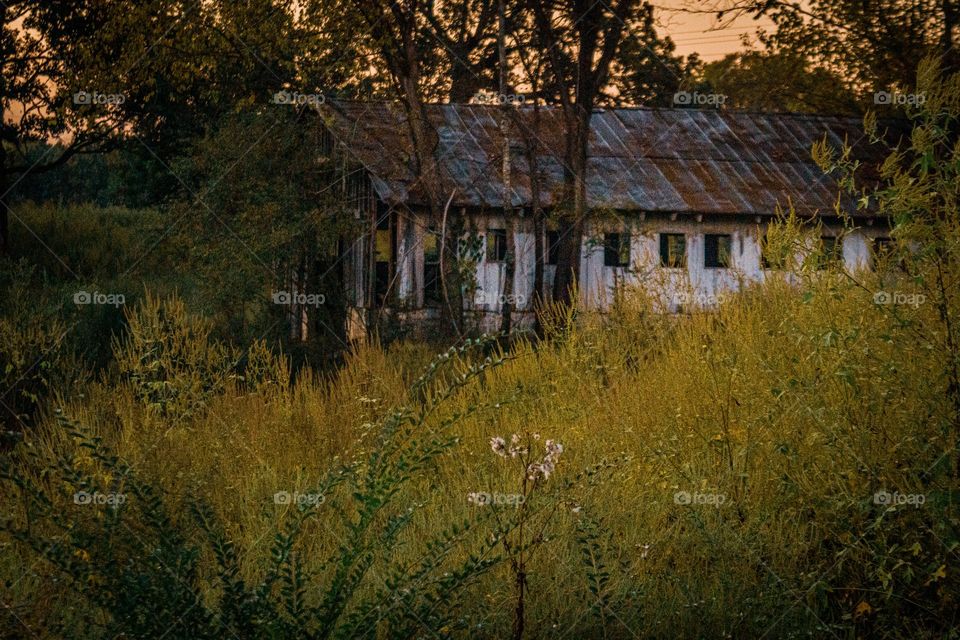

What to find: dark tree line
left=1, top=0, right=946, bottom=339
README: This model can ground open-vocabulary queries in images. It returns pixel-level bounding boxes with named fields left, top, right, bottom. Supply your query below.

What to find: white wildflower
left=508, top=433, right=527, bottom=457
left=539, top=459, right=555, bottom=479
left=490, top=436, right=507, bottom=457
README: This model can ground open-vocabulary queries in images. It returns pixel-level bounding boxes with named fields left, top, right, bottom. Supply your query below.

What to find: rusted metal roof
left=317, top=101, right=901, bottom=217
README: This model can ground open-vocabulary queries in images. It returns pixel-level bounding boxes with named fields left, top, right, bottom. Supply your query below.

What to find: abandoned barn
left=314, top=100, right=895, bottom=334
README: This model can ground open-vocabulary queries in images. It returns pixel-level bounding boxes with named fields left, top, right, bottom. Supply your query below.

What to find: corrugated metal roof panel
left=318, top=101, right=902, bottom=216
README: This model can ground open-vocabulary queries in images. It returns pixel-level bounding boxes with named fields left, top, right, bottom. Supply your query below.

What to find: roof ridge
left=323, top=98, right=877, bottom=123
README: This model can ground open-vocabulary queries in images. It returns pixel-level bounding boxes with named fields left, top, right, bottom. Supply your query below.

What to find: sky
left=653, top=1, right=778, bottom=61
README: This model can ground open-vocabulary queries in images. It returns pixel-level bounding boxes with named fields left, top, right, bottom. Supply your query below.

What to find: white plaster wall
left=843, top=229, right=872, bottom=271
left=513, top=230, right=537, bottom=311
left=565, top=219, right=886, bottom=313
left=473, top=215, right=537, bottom=312
left=370, top=213, right=890, bottom=325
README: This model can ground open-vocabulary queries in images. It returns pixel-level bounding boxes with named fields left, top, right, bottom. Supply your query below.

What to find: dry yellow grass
left=4, top=262, right=955, bottom=638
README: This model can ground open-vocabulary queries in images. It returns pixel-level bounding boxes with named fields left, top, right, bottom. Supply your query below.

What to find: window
left=659, top=233, right=686, bottom=268
left=603, top=232, right=631, bottom=267
left=373, top=212, right=393, bottom=305
left=704, top=234, right=732, bottom=268
left=486, top=228, right=507, bottom=262
left=423, top=228, right=441, bottom=306
left=546, top=230, right=561, bottom=265
left=817, top=236, right=842, bottom=269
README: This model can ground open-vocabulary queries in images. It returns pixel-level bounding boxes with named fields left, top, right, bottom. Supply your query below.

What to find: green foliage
left=575, top=512, right=613, bottom=633
left=699, top=50, right=859, bottom=114
left=0, top=260, right=85, bottom=439
left=1, top=339, right=514, bottom=639
left=613, top=4, right=699, bottom=108
left=112, top=294, right=293, bottom=421
left=751, top=0, right=952, bottom=104
left=170, top=107, right=357, bottom=358
left=111, top=294, right=235, bottom=421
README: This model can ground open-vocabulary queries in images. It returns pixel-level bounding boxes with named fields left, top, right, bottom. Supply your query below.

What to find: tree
left=815, top=58, right=960, bottom=475
left=173, top=106, right=355, bottom=361
left=609, top=4, right=698, bottom=107
left=336, top=0, right=478, bottom=336
left=423, top=0, right=502, bottom=102
left=690, top=0, right=960, bottom=103
left=525, top=0, right=639, bottom=305
left=1, top=0, right=130, bottom=254
left=699, top=50, right=860, bottom=114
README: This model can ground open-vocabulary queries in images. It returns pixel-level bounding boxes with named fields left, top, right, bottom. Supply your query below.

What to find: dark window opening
left=487, top=228, right=507, bottom=262
left=704, top=234, right=732, bottom=268
left=423, top=228, right=441, bottom=306
left=873, top=237, right=894, bottom=254
left=659, top=233, right=686, bottom=268
left=872, top=237, right=904, bottom=271
left=873, top=237, right=894, bottom=261
left=603, top=232, right=631, bottom=267
left=373, top=211, right=393, bottom=306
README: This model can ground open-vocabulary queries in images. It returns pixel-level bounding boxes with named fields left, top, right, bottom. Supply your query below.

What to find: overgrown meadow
left=2, top=65, right=960, bottom=640
left=3, top=238, right=959, bottom=637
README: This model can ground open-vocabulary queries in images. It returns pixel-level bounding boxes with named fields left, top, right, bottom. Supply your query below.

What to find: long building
left=313, top=100, right=901, bottom=335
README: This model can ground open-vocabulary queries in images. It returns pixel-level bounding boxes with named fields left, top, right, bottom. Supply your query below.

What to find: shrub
left=1, top=338, right=517, bottom=639
left=111, top=294, right=236, bottom=422
left=0, top=260, right=86, bottom=442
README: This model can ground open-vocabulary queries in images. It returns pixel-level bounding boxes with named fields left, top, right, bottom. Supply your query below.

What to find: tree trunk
left=551, top=106, right=589, bottom=306
left=448, top=52, right=482, bottom=103
left=399, top=74, right=464, bottom=337
left=0, top=181, right=9, bottom=258
left=499, top=125, right=515, bottom=334
left=518, top=67, right=546, bottom=336
left=942, top=0, right=960, bottom=73
left=0, top=142, right=9, bottom=257
left=498, top=0, right=515, bottom=335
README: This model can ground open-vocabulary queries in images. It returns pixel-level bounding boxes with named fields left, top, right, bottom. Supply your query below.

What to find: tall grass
left=2, top=263, right=956, bottom=638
